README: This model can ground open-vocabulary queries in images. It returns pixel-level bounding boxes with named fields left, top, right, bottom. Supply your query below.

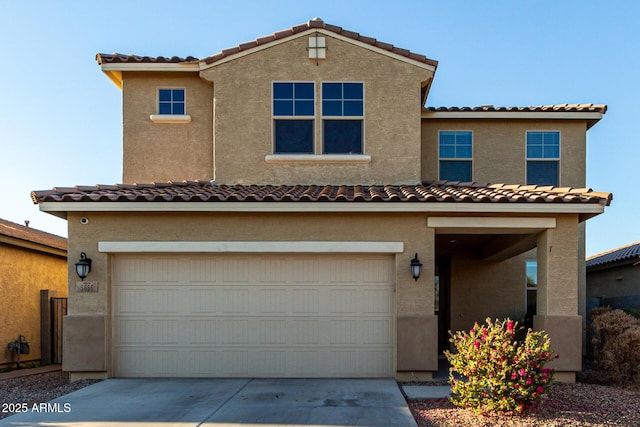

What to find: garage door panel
left=113, top=254, right=394, bottom=377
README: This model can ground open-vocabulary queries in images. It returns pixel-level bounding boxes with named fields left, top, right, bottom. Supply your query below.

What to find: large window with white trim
left=526, top=131, right=559, bottom=186
left=439, top=131, right=472, bottom=181
left=322, top=82, right=364, bottom=154
left=273, top=82, right=315, bottom=153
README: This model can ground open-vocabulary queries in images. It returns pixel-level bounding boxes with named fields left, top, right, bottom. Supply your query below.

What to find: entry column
left=534, top=214, right=581, bottom=383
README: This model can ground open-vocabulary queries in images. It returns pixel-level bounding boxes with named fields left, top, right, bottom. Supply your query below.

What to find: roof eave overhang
left=38, top=201, right=606, bottom=220
left=199, top=28, right=437, bottom=73
left=0, top=235, right=67, bottom=258
left=100, top=63, right=200, bottom=88
left=421, top=111, right=604, bottom=129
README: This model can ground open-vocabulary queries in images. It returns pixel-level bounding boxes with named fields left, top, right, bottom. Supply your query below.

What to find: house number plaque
left=76, top=281, right=99, bottom=293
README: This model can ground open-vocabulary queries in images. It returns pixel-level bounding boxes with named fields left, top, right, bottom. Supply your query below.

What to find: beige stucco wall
left=449, top=252, right=528, bottom=333
left=201, top=34, right=432, bottom=185
left=421, top=119, right=587, bottom=187
left=122, top=72, right=213, bottom=184
left=0, top=245, right=67, bottom=366
left=65, top=210, right=436, bottom=376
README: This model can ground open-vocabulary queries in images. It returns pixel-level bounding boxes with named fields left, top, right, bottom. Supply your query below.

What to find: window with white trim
left=158, top=89, right=185, bottom=115
left=273, top=82, right=314, bottom=153
left=322, top=82, right=364, bottom=154
left=439, top=131, right=472, bottom=181
left=526, top=131, right=559, bottom=186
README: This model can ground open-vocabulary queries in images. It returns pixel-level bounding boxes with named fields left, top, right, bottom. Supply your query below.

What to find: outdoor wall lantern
left=75, top=252, right=92, bottom=280
left=410, top=253, right=422, bottom=281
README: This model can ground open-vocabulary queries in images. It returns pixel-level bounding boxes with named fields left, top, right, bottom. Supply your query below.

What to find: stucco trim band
left=98, top=241, right=405, bottom=254
left=428, top=217, right=556, bottom=232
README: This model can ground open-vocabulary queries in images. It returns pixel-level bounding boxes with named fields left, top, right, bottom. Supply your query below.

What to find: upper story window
left=526, top=131, right=559, bottom=186
left=273, top=82, right=314, bottom=154
left=322, top=82, right=364, bottom=154
left=439, top=131, right=472, bottom=181
left=158, top=89, right=185, bottom=115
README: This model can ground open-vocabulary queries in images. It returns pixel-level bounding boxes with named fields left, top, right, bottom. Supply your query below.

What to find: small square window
left=158, top=89, right=185, bottom=115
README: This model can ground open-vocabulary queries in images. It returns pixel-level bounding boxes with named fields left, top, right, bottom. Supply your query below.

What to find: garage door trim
left=100, top=240, right=404, bottom=253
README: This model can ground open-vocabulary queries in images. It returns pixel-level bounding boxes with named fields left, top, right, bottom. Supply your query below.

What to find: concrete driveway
left=1, top=378, right=416, bottom=426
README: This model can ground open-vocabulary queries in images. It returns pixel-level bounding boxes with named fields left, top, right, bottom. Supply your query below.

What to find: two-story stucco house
left=32, top=19, right=611, bottom=382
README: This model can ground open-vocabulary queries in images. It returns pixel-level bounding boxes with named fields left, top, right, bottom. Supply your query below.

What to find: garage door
left=112, top=253, right=394, bottom=377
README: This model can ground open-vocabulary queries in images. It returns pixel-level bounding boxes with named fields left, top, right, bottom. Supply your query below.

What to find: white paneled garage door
left=112, top=253, right=394, bottom=377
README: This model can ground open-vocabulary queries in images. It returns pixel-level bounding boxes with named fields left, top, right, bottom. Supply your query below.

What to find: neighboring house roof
left=587, top=242, right=640, bottom=269
left=0, top=218, right=67, bottom=257
left=32, top=180, right=611, bottom=205
left=96, top=18, right=438, bottom=69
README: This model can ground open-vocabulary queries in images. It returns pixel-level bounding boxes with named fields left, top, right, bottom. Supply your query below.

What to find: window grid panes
left=527, top=131, right=559, bottom=186
left=273, top=83, right=314, bottom=117
left=439, top=131, right=472, bottom=181
left=322, top=82, right=364, bottom=154
left=273, top=82, right=315, bottom=154
left=158, top=89, right=185, bottom=115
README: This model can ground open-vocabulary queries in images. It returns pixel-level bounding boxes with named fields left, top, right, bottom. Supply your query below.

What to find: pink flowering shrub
left=444, top=318, right=556, bottom=414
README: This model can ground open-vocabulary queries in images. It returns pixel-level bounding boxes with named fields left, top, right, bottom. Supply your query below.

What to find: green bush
left=445, top=318, right=556, bottom=414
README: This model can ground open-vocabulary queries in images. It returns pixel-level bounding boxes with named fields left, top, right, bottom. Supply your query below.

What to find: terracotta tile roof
left=0, top=218, right=67, bottom=251
left=424, top=104, right=607, bottom=114
left=31, top=181, right=611, bottom=206
left=586, top=242, right=640, bottom=268
left=96, top=18, right=438, bottom=69
left=96, top=53, right=199, bottom=65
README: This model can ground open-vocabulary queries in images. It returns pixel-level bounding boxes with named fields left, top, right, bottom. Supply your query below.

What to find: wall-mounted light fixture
left=410, top=253, right=422, bottom=281
left=75, top=252, right=92, bottom=280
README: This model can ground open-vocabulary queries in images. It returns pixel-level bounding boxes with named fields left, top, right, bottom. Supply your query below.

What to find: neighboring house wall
left=587, top=263, right=640, bottom=299
left=421, top=119, right=587, bottom=186
left=200, top=34, right=432, bottom=185
left=0, top=233, right=67, bottom=366
left=122, top=72, right=213, bottom=183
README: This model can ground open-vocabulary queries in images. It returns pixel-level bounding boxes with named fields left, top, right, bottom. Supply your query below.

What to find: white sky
left=0, top=0, right=637, bottom=256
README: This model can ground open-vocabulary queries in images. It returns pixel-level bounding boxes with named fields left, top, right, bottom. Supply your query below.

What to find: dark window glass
left=294, top=83, right=314, bottom=100
left=527, top=131, right=559, bottom=159
left=172, top=89, right=184, bottom=102
left=274, top=100, right=293, bottom=116
left=343, top=83, right=363, bottom=99
left=173, top=103, right=184, bottom=115
left=322, top=100, right=342, bottom=116
left=274, top=120, right=314, bottom=153
left=295, top=100, right=314, bottom=116
left=273, top=83, right=293, bottom=99
left=273, top=83, right=313, bottom=116
left=159, top=89, right=172, bottom=102
left=323, top=120, right=362, bottom=154
left=440, top=160, right=472, bottom=181
left=322, top=82, right=363, bottom=117
left=527, top=161, right=559, bottom=186
left=322, top=83, right=342, bottom=100
left=159, top=103, right=171, bottom=115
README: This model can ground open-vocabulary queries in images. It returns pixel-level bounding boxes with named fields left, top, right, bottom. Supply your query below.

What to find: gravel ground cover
left=408, top=382, right=640, bottom=427
left=0, top=371, right=101, bottom=420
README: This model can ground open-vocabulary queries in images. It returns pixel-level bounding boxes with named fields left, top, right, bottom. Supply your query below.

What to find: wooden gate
left=51, top=297, right=67, bottom=364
